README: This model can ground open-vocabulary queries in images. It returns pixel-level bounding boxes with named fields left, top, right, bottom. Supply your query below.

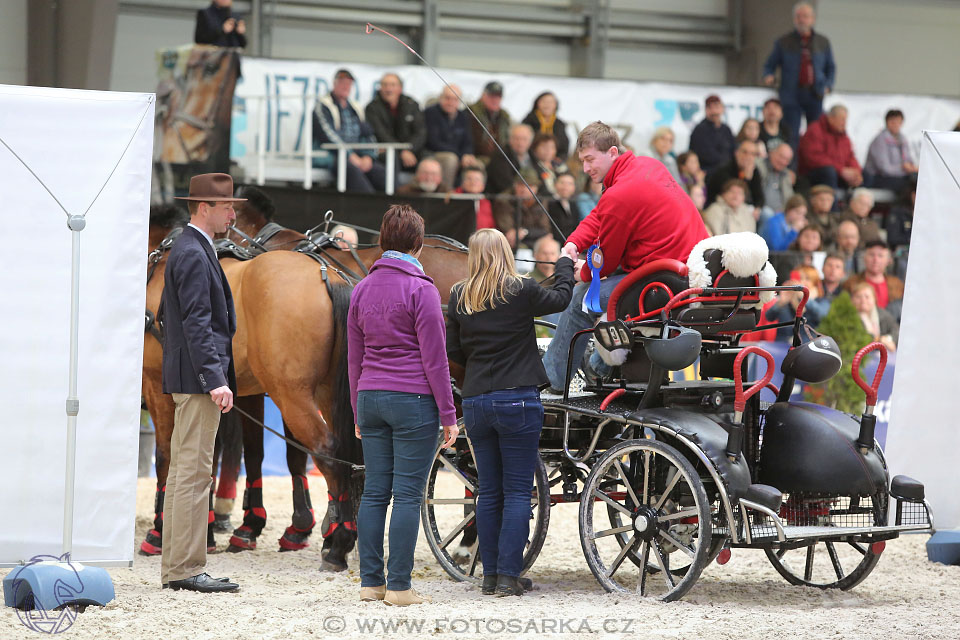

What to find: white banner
left=0, top=85, right=154, bottom=565
left=885, top=131, right=960, bottom=531
left=230, top=57, right=960, bottom=183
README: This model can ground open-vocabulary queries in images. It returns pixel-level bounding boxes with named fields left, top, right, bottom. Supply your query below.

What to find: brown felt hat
left=175, top=173, right=247, bottom=202
left=809, top=184, right=835, bottom=197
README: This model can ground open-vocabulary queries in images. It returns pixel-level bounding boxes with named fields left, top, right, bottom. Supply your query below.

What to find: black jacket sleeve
left=526, top=256, right=575, bottom=316
left=445, top=287, right=466, bottom=366
left=194, top=8, right=220, bottom=45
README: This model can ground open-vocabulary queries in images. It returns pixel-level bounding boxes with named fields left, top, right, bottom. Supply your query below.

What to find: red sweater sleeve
left=567, top=206, right=601, bottom=253
left=799, top=122, right=835, bottom=170
left=570, top=191, right=630, bottom=282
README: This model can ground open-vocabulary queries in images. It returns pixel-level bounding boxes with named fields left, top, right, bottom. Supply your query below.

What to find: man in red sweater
left=798, top=104, right=863, bottom=190
left=543, top=121, right=708, bottom=391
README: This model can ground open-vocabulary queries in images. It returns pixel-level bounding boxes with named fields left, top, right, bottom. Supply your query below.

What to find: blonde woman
left=446, top=228, right=574, bottom=597
left=649, top=126, right=681, bottom=183
left=851, top=282, right=899, bottom=352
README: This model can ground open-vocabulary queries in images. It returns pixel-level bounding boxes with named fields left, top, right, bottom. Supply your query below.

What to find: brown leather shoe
left=360, top=585, right=386, bottom=601
left=384, top=589, right=430, bottom=606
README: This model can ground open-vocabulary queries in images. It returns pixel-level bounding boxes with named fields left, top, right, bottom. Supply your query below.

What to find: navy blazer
left=161, top=225, right=237, bottom=395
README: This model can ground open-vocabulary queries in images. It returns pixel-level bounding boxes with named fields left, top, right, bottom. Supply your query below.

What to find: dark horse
left=142, top=211, right=361, bottom=570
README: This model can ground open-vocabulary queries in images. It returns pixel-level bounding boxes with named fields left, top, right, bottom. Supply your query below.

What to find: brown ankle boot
left=384, top=588, right=431, bottom=606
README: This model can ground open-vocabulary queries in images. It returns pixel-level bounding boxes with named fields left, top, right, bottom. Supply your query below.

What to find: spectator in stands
left=845, top=240, right=904, bottom=315
left=806, top=184, right=839, bottom=249
left=456, top=166, right=495, bottom=230
left=313, top=69, right=386, bottom=193
left=396, top=157, right=449, bottom=196
left=702, top=179, right=757, bottom=236
left=821, top=253, right=847, bottom=300
left=836, top=219, right=863, bottom=275
left=766, top=269, right=825, bottom=341
left=885, top=178, right=916, bottom=252
left=531, top=134, right=566, bottom=197
left=842, top=188, right=882, bottom=246
left=487, top=124, right=536, bottom=196
left=531, top=235, right=561, bottom=283
left=762, top=2, right=836, bottom=146
left=737, top=118, right=767, bottom=159
left=759, top=97, right=791, bottom=154
left=330, top=225, right=359, bottom=252
left=677, top=151, right=706, bottom=192
left=469, top=82, right=512, bottom=166
left=522, top=92, right=570, bottom=159
left=760, top=194, right=807, bottom=251
left=365, top=73, right=426, bottom=173
left=689, top=95, right=736, bottom=175
left=706, top=140, right=764, bottom=208
left=648, top=127, right=682, bottom=183
left=851, top=281, right=899, bottom=352
left=798, top=104, right=863, bottom=190
left=688, top=184, right=707, bottom=213
left=757, top=141, right=795, bottom=214
left=789, top=225, right=824, bottom=270
left=548, top=173, right=581, bottom=240
left=195, top=0, right=246, bottom=48
left=493, top=177, right=551, bottom=245
left=424, top=84, right=478, bottom=189
left=864, top=109, right=918, bottom=192
left=575, top=179, right=602, bottom=220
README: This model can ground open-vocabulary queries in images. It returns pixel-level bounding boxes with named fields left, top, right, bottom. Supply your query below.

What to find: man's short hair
left=532, top=133, right=557, bottom=152
left=187, top=200, right=219, bottom=216
left=864, top=239, right=889, bottom=252
left=381, top=72, right=402, bottom=87
left=462, top=165, right=486, bottom=180
left=737, top=139, right=757, bottom=153
left=828, top=104, right=848, bottom=117
left=793, top=1, right=814, bottom=17
left=885, top=109, right=904, bottom=122
left=824, top=253, right=846, bottom=266
left=784, top=194, right=807, bottom=211
left=721, top=178, right=748, bottom=195
left=851, top=187, right=874, bottom=206
left=576, top=121, right=621, bottom=153
left=334, top=68, right=354, bottom=81
left=705, top=94, right=722, bottom=107
left=533, top=235, right=559, bottom=256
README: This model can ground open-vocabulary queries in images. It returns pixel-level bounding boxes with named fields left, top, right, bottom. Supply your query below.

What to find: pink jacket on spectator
left=798, top=115, right=862, bottom=176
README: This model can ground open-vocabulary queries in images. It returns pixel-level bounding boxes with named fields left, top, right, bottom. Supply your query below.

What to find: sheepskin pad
left=686, top=232, right=778, bottom=305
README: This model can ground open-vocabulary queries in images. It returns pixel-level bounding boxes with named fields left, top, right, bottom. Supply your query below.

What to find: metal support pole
left=303, top=93, right=313, bottom=190
left=421, top=0, right=439, bottom=66
left=385, top=147, right=395, bottom=195
left=63, top=215, right=86, bottom=554
left=337, top=147, right=347, bottom=192
left=256, top=96, right=266, bottom=186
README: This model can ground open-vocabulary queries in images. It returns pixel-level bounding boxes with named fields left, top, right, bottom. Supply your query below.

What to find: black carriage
left=422, top=238, right=933, bottom=601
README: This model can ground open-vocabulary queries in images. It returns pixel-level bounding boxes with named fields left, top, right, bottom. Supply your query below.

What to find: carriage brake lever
left=852, top=342, right=888, bottom=453
left=729, top=346, right=775, bottom=461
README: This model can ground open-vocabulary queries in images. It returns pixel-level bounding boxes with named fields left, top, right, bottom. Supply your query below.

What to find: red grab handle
left=662, top=287, right=704, bottom=316
left=852, top=342, right=888, bottom=407
left=600, top=388, right=626, bottom=412
left=734, top=346, right=775, bottom=413
left=765, top=383, right=781, bottom=398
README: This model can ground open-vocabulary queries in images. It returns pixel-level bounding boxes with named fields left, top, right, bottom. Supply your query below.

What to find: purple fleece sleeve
left=346, top=296, right=364, bottom=422
left=412, top=284, right=457, bottom=426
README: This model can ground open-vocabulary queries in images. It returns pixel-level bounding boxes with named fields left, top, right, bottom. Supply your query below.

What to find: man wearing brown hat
left=160, top=173, right=243, bottom=593
left=468, top=81, right=512, bottom=166
left=806, top=183, right=839, bottom=250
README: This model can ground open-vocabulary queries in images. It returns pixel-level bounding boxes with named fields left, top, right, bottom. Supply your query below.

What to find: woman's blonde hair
left=455, top=228, right=521, bottom=314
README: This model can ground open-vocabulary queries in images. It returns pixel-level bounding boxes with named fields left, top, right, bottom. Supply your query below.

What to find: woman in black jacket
left=446, top=228, right=574, bottom=596
left=522, top=92, right=570, bottom=160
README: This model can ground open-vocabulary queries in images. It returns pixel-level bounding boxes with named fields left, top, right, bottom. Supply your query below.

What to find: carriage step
left=890, top=475, right=924, bottom=501
left=743, top=484, right=782, bottom=512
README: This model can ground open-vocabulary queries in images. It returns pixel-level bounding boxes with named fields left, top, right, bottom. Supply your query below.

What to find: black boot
left=495, top=575, right=523, bottom=597
left=481, top=574, right=498, bottom=595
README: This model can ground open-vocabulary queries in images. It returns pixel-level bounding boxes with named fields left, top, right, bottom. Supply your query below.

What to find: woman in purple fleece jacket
left=347, top=204, right=458, bottom=607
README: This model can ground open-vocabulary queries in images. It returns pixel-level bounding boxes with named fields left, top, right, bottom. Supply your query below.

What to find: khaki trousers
left=160, top=393, right=221, bottom=583
left=431, top=151, right=460, bottom=191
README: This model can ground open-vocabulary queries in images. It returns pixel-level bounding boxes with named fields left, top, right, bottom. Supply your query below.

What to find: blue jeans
left=356, top=390, right=440, bottom=590
left=464, top=387, right=542, bottom=577
left=783, top=87, right=823, bottom=152
left=542, top=275, right=626, bottom=390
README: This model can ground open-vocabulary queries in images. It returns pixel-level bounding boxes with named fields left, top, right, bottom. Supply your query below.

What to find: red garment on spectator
left=798, top=34, right=814, bottom=87
left=869, top=278, right=889, bottom=309
left=798, top=115, right=862, bottom=176
left=567, top=153, right=708, bottom=282
left=454, top=187, right=495, bottom=229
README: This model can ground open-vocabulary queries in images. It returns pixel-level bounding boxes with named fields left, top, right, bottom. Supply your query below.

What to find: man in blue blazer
left=762, top=2, right=836, bottom=150
left=160, top=173, right=243, bottom=593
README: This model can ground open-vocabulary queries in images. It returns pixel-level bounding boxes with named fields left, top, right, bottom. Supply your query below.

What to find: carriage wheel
left=421, top=426, right=550, bottom=584
left=580, top=439, right=712, bottom=601
left=764, top=539, right=882, bottom=589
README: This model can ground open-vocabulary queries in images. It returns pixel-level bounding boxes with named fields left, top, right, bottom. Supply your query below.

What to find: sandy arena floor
left=2, top=475, right=958, bottom=639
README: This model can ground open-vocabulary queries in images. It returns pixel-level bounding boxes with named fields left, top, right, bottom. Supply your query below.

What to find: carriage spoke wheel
left=421, top=424, right=550, bottom=584
left=580, top=439, right=711, bottom=601
left=764, top=539, right=882, bottom=589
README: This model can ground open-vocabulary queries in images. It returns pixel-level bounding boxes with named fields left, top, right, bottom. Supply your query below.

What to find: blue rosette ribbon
left=584, top=244, right=604, bottom=313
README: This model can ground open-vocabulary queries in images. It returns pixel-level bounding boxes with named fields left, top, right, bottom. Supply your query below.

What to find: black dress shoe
left=481, top=574, right=498, bottom=595
left=163, top=576, right=230, bottom=589
left=495, top=575, right=523, bottom=597
left=168, top=573, right=239, bottom=593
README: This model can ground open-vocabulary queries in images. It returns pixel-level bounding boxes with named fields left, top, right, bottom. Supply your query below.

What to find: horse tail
left=327, top=277, right=360, bottom=467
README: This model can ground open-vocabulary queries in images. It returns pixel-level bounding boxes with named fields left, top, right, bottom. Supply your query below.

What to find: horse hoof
left=212, top=513, right=233, bottom=533
left=451, top=544, right=472, bottom=564
left=320, top=559, right=348, bottom=572
left=139, top=529, right=162, bottom=556
left=207, top=545, right=219, bottom=554
left=228, top=533, right=257, bottom=552
left=278, top=526, right=311, bottom=552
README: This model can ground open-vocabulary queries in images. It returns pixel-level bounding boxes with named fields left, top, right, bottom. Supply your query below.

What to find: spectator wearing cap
left=454, top=166, right=495, bottom=230
left=469, top=82, right=512, bottom=166
left=487, top=124, right=537, bottom=196
left=648, top=127, right=682, bottom=183
left=844, top=240, right=904, bottom=315
left=864, top=109, right=919, bottom=192
left=757, top=141, right=795, bottom=215
left=841, top=188, right=882, bottom=246
left=805, top=184, right=839, bottom=250
left=706, top=140, right=764, bottom=209
left=522, top=92, right=570, bottom=159
left=759, top=97, right=791, bottom=155
left=689, top=95, right=736, bottom=175
left=760, top=193, right=807, bottom=252
left=798, top=104, right=863, bottom=191
left=195, top=0, right=246, bottom=48
left=702, top=178, right=757, bottom=236
left=313, top=69, right=386, bottom=193
left=762, top=2, right=836, bottom=147
left=424, top=84, right=479, bottom=188
left=365, top=72, right=426, bottom=172
left=835, top=219, right=863, bottom=275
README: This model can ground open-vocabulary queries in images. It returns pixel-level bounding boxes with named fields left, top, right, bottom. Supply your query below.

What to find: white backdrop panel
left=0, top=84, right=154, bottom=565
left=885, top=131, right=960, bottom=531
